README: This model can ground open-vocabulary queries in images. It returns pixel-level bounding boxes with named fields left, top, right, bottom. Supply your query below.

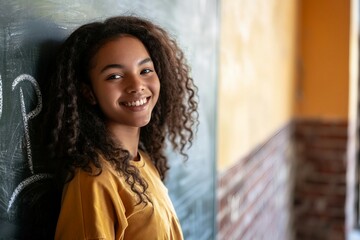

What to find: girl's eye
left=107, top=74, right=122, bottom=80
left=141, top=69, right=153, bottom=75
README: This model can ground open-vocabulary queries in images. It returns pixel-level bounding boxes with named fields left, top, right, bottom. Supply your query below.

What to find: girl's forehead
left=94, top=35, right=147, bottom=56
left=90, top=36, right=151, bottom=69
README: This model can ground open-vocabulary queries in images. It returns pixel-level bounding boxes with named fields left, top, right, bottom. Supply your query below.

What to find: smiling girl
left=46, top=16, right=198, bottom=239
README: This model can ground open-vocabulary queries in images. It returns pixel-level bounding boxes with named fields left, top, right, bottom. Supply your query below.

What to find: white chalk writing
left=5, top=73, right=52, bottom=213
left=12, top=74, right=42, bottom=174
left=7, top=173, right=52, bottom=212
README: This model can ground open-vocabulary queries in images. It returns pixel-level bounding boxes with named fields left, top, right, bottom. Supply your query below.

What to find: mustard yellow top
left=55, top=151, right=183, bottom=240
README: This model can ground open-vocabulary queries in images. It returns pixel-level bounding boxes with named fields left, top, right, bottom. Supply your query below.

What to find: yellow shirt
left=55, top=151, right=183, bottom=240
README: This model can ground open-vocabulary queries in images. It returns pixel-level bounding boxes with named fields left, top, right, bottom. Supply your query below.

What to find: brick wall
left=293, top=120, right=347, bottom=240
left=217, top=120, right=348, bottom=240
left=217, top=124, right=295, bottom=240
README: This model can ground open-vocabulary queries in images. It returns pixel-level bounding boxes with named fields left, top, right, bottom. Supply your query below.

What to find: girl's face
left=88, top=35, right=160, bottom=130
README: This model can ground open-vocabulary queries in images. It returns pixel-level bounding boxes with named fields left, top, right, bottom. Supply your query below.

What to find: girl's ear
left=81, top=83, right=97, bottom=105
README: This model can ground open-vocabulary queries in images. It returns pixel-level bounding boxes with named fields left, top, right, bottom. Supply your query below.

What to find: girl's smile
left=121, top=96, right=150, bottom=109
left=122, top=97, right=148, bottom=107
left=120, top=96, right=152, bottom=114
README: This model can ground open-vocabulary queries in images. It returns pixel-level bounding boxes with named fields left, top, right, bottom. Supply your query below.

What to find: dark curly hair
left=46, top=16, right=198, bottom=204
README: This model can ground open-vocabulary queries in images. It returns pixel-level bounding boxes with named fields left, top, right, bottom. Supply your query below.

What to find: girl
left=46, top=16, right=198, bottom=239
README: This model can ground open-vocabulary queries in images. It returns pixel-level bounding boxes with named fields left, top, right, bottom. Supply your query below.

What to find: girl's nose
left=126, top=75, right=145, bottom=94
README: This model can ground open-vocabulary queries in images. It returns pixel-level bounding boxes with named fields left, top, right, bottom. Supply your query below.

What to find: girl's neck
left=106, top=123, right=140, bottom=159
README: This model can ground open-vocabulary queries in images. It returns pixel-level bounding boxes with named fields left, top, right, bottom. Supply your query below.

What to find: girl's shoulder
left=71, top=156, right=122, bottom=188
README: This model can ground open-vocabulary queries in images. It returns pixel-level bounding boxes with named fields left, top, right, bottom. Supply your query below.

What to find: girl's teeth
left=126, top=98, right=147, bottom=107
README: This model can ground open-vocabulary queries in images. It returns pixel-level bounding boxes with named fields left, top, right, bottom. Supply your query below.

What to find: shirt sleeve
left=55, top=168, right=128, bottom=240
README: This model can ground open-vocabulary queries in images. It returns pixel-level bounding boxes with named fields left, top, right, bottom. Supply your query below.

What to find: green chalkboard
left=0, top=1, right=218, bottom=239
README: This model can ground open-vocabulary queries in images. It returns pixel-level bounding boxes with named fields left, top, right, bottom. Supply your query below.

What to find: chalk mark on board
left=7, top=173, right=52, bottom=212
left=12, top=74, right=42, bottom=174
left=6, top=74, right=52, bottom=214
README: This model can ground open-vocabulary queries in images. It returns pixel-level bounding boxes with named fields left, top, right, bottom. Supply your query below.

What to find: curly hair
left=45, top=16, right=198, bottom=204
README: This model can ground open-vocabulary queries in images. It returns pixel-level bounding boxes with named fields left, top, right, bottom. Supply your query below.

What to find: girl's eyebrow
left=100, top=57, right=153, bottom=73
left=139, top=57, right=152, bottom=65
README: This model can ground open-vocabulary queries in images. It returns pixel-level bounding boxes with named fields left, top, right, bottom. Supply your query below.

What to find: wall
left=218, top=125, right=294, bottom=239
left=218, top=0, right=298, bottom=171
left=294, top=120, right=347, bottom=240
left=292, top=1, right=351, bottom=239
left=218, top=0, right=351, bottom=239
left=217, top=0, right=298, bottom=239
left=295, top=0, right=350, bottom=119
left=0, top=1, right=218, bottom=239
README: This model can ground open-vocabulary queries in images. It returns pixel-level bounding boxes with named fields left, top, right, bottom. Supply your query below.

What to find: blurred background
left=0, top=0, right=359, bottom=239
left=218, top=0, right=357, bottom=239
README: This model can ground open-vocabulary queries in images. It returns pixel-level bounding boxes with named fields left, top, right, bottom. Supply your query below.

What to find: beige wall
left=218, top=0, right=298, bottom=170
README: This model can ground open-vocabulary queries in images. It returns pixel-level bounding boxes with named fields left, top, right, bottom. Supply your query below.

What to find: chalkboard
left=0, top=0, right=218, bottom=239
